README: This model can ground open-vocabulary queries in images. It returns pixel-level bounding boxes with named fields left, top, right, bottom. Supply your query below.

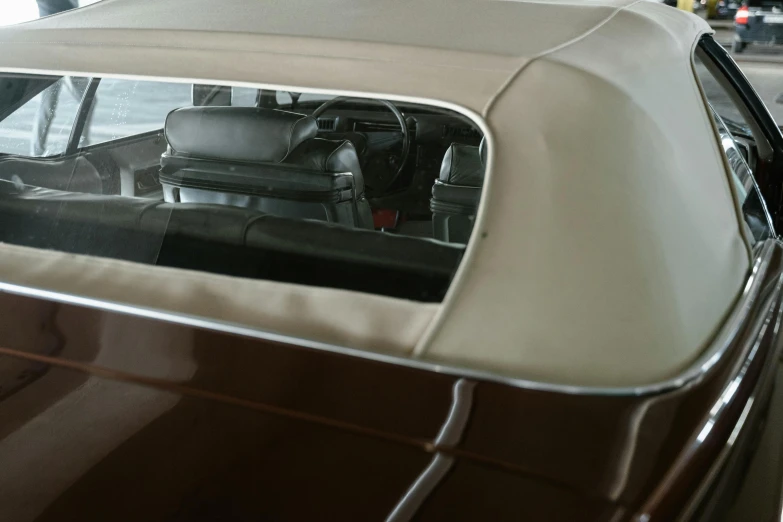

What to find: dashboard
left=293, top=102, right=483, bottom=214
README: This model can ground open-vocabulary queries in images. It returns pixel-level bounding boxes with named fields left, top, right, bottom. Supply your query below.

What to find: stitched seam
left=162, top=109, right=176, bottom=147
left=242, top=214, right=268, bottom=243
left=328, top=141, right=363, bottom=197
left=481, top=0, right=643, bottom=117
left=136, top=200, right=166, bottom=227
left=282, top=117, right=300, bottom=161
left=325, top=140, right=349, bottom=171
left=327, top=140, right=360, bottom=225
left=0, top=40, right=515, bottom=74
left=451, top=150, right=462, bottom=183
left=441, top=147, right=454, bottom=182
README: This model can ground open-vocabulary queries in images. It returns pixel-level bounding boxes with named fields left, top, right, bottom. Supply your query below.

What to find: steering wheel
left=312, top=97, right=411, bottom=195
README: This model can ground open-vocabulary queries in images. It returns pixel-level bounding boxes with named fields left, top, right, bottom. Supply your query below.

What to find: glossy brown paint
left=455, top=242, right=783, bottom=519
left=0, top=242, right=781, bottom=521
left=0, top=297, right=620, bottom=521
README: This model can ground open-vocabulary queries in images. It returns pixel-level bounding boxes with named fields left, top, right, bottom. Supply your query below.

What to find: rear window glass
left=0, top=74, right=485, bottom=302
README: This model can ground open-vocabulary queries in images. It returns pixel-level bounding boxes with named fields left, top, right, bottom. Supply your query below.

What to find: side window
left=693, top=52, right=775, bottom=243
left=0, top=76, right=90, bottom=157
left=713, top=111, right=773, bottom=243
left=693, top=57, right=749, bottom=133
left=80, top=78, right=192, bottom=147
left=231, top=87, right=259, bottom=107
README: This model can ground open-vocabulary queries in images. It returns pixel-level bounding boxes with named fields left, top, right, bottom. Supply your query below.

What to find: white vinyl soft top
left=0, top=0, right=709, bottom=114
left=8, top=0, right=631, bottom=56
left=0, top=0, right=750, bottom=387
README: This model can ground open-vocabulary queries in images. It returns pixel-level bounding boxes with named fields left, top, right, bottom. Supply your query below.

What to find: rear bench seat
left=0, top=180, right=462, bottom=302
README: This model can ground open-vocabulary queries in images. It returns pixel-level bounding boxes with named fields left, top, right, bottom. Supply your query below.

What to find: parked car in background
left=1, top=1, right=783, bottom=521
left=710, top=0, right=741, bottom=19
left=734, top=0, right=783, bottom=52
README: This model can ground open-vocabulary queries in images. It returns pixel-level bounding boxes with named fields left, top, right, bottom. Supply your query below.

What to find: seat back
left=160, top=107, right=372, bottom=229
left=0, top=179, right=459, bottom=300
left=430, top=140, right=485, bottom=243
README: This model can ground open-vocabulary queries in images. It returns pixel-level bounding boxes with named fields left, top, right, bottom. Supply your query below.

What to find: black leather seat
left=159, top=107, right=373, bottom=229
left=0, top=179, right=461, bottom=301
left=430, top=139, right=485, bottom=243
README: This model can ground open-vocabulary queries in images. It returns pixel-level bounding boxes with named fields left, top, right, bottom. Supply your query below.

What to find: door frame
left=698, top=35, right=783, bottom=230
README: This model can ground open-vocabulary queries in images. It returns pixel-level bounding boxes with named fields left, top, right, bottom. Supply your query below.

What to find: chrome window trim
left=0, top=239, right=776, bottom=398
left=712, top=107, right=777, bottom=239
left=636, top=254, right=783, bottom=520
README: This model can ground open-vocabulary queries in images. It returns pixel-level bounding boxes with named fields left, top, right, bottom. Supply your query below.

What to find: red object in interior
left=735, top=6, right=749, bottom=24
left=372, top=209, right=399, bottom=229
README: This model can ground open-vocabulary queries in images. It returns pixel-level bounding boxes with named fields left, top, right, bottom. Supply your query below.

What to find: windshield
left=275, top=91, right=335, bottom=108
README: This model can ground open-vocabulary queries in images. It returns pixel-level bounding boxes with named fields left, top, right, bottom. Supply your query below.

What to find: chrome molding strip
left=638, top=266, right=783, bottom=521
left=0, top=239, right=776, bottom=398
left=386, top=455, right=452, bottom=522
left=386, top=379, right=475, bottom=522
left=656, top=239, right=775, bottom=387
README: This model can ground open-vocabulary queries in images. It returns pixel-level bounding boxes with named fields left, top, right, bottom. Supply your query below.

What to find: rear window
left=0, top=74, right=486, bottom=302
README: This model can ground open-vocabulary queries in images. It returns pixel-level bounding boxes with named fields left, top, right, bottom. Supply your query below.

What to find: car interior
left=0, top=76, right=487, bottom=302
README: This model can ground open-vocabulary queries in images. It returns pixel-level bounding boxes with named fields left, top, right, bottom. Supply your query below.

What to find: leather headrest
left=164, top=107, right=318, bottom=164
left=439, top=143, right=484, bottom=187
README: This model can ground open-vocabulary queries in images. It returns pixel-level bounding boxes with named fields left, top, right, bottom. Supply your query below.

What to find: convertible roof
left=8, top=0, right=634, bottom=56
left=0, top=0, right=660, bottom=48
left=0, top=0, right=711, bottom=115
left=0, top=0, right=747, bottom=388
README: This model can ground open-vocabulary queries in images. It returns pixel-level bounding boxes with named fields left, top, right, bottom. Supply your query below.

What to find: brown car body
left=0, top=238, right=781, bottom=521
left=1, top=1, right=783, bottom=520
